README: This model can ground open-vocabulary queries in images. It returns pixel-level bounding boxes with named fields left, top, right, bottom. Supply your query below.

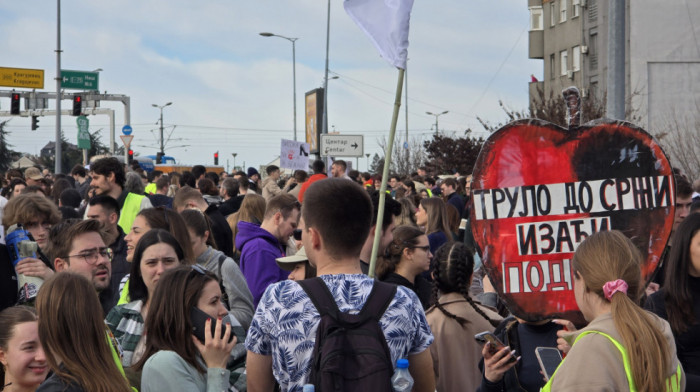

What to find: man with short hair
left=246, top=179, right=435, bottom=391
left=330, top=160, right=348, bottom=179
left=360, top=193, right=402, bottom=274
left=71, top=164, right=91, bottom=199
left=88, top=157, right=152, bottom=233
left=441, top=177, right=464, bottom=217
left=234, top=172, right=256, bottom=195
left=50, top=219, right=114, bottom=315
left=287, top=170, right=308, bottom=200
left=261, top=165, right=293, bottom=201
left=144, top=170, right=163, bottom=195
left=147, top=175, right=173, bottom=209
left=87, top=195, right=128, bottom=312
left=219, top=177, right=245, bottom=216
left=191, top=165, right=207, bottom=181
left=173, top=186, right=234, bottom=257
left=297, top=160, right=327, bottom=203
left=236, top=194, right=301, bottom=307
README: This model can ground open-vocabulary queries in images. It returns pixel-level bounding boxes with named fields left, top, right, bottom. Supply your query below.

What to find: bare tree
left=653, top=106, right=700, bottom=181
left=375, top=135, right=427, bottom=176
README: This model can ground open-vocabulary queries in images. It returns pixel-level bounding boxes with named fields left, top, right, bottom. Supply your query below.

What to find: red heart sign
left=470, top=118, right=675, bottom=322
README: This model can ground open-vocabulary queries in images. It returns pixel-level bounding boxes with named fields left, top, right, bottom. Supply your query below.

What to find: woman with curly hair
left=426, top=242, right=501, bottom=391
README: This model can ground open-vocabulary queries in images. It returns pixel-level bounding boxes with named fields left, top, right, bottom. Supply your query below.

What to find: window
left=550, top=3, right=557, bottom=27
left=560, top=50, right=568, bottom=76
left=572, top=46, right=581, bottom=71
left=572, top=0, right=581, bottom=18
left=560, top=0, right=567, bottom=23
left=550, top=54, right=556, bottom=79
left=530, top=6, right=543, bottom=30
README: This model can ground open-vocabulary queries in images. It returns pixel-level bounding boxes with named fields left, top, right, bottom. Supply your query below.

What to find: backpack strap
left=358, top=280, right=397, bottom=321
left=297, top=277, right=340, bottom=317
left=297, top=277, right=397, bottom=321
left=217, top=253, right=227, bottom=278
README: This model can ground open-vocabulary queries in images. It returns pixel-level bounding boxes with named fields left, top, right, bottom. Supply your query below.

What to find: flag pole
left=368, top=68, right=405, bottom=278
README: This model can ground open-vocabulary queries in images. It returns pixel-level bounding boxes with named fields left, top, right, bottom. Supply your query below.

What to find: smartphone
left=190, top=307, right=235, bottom=344
left=535, top=347, right=562, bottom=381
left=475, top=331, right=516, bottom=363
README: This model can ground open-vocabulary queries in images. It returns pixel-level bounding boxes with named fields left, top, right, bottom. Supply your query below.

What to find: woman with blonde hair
left=226, top=193, right=266, bottom=262
left=542, top=230, right=684, bottom=391
left=36, top=272, right=132, bottom=392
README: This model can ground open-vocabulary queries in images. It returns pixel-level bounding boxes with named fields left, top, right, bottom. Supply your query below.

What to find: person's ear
left=108, top=212, right=118, bottom=226
left=274, top=211, right=283, bottom=225
left=0, top=347, right=7, bottom=367
left=308, top=227, right=322, bottom=250
left=402, top=247, right=412, bottom=259
left=204, top=230, right=210, bottom=242
left=107, top=172, right=116, bottom=183
left=54, top=257, right=68, bottom=271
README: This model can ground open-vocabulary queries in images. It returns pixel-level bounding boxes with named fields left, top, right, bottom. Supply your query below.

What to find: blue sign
left=403, top=142, right=409, bottom=149
left=122, top=125, right=133, bottom=135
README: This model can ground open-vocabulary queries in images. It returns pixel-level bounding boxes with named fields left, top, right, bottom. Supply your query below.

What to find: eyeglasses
left=408, top=245, right=430, bottom=252
left=64, top=247, right=113, bottom=265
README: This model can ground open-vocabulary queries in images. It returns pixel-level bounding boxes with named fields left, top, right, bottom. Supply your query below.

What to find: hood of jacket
left=235, top=220, right=280, bottom=251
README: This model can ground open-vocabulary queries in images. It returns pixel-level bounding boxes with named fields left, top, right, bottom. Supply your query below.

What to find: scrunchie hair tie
left=602, top=279, right=628, bottom=300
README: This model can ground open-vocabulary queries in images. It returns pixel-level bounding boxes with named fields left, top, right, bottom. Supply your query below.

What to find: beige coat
left=548, top=312, right=685, bottom=391
left=426, top=292, right=503, bottom=392
left=261, top=177, right=288, bottom=201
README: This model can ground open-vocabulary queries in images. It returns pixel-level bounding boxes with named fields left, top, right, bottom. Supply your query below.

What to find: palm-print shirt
left=245, top=274, right=434, bottom=392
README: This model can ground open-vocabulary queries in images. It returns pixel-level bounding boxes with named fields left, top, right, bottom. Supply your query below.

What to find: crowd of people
left=0, top=157, right=699, bottom=391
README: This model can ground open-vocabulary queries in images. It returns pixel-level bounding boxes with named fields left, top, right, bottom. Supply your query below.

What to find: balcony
left=529, top=30, right=544, bottom=59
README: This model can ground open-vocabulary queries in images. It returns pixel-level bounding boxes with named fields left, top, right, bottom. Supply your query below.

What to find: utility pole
left=426, top=110, right=448, bottom=135
left=606, top=0, right=625, bottom=120
left=152, top=102, right=172, bottom=162
left=55, top=0, right=62, bottom=174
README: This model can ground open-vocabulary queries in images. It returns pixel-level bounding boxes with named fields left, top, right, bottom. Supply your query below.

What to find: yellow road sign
left=0, top=67, right=44, bottom=89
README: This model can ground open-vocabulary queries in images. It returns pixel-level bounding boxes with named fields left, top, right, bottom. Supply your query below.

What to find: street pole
left=55, top=0, right=62, bottom=174
left=322, top=0, right=331, bottom=136
left=152, top=102, right=172, bottom=161
left=606, top=0, right=625, bottom=120
left=260, top=33, right=299, bottom=141
left=426, top=110, right=448, bottom=135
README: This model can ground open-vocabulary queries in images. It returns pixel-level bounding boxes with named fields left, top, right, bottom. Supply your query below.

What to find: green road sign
left=61, top=70, right=99, bottom=90
left=77, top=116, right=91, bottom=149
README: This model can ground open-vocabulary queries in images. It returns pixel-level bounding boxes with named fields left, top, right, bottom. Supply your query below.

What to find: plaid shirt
left=105, top=299, right=145, bottom=367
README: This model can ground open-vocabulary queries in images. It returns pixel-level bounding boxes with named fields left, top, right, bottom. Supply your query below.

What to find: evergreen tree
left=0, top=121, right=16, bottom=173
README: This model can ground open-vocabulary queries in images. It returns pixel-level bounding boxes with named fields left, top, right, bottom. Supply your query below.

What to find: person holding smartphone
left=134, top=266, right=243, bottom=392
left=542, top=231, right=684, bottom=391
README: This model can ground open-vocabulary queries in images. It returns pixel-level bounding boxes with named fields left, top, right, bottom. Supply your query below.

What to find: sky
left=0, top=1, right=540, bottom=172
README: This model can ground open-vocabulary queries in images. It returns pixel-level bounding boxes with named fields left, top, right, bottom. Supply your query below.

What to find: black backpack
left=297, top=277, right=397, bottom=392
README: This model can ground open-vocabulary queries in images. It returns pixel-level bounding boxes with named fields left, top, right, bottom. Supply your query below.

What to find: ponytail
left=574, top=231, right=671, bottom=392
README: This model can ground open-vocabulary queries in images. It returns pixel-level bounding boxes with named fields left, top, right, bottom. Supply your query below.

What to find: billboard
left=305, top=88, right=324, bottom=155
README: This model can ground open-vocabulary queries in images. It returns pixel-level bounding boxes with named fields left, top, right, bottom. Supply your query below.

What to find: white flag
left=343, top=0, right=414, bottom=69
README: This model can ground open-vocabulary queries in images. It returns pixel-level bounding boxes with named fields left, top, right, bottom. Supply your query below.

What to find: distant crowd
left=0, top=157, right=699, bottom=392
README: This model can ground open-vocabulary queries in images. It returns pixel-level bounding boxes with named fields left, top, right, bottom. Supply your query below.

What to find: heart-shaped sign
left=470, top=118, right=675, bottom=322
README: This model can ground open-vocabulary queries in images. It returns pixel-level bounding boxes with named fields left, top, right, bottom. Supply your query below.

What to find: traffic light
left=156, top=152, right=164, bottom=164
left=31, top=116, right=39, bottom=131
left=10, top=93, right=20, bottom=115
left=72, top=95, right=82, bottom=116
left=214, top=151, right=219, bottom=165
left=128, top=149, right=134, bottom=164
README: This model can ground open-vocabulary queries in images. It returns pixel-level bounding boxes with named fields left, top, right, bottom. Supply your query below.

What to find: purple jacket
left=235, top=221, right=289, bottom=308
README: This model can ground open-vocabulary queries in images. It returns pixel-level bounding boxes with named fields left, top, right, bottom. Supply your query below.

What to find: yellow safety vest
left=541, top=330, right=682, bottom=392
left=118, top=193, right=146, bottom=233
left=117, top=278, right=130, bottom=305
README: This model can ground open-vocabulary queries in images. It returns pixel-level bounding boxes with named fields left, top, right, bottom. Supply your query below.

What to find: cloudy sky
left=0, top=1, right=540, bottom=172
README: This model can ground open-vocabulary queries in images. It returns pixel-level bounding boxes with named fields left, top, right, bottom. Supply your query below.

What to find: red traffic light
left=214, top=152, right=219, bottom=158
left=75, top=96, right=81, bottom=103
left=12, top=93, right=19, bottom=100
left=10, top=93, right=20, bottom=115
left=128, top=149, right=134, bottom=155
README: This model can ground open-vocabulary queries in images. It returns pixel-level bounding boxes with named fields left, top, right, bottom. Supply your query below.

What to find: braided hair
left=377, top=225, right=425, bottom=280
left=431, top=242, right=499, bottom=328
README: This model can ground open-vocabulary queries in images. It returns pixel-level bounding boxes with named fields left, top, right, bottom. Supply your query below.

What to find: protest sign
left=280, top=139, right=310, bottom=171
left=470, top=118, right=675, bottom=322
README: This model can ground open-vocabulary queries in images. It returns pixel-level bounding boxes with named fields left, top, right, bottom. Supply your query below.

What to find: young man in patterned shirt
left=246, top=178, right=435, bottom=392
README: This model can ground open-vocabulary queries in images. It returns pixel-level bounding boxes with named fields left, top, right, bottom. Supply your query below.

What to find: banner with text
left=470, top=118, right=675, bottom=322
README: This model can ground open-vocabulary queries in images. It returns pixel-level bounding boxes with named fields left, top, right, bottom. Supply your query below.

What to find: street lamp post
left=260, top=32, right=298, bottom=141
left=232, top=153, right=237, bottom=171
left=152, top=102, right=172, bottom=162
left=426, top=110, right=449, bottom=135
left=366, top=153, right=370, bottom=171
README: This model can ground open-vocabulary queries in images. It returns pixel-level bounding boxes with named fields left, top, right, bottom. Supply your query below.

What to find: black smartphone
left=475, top=331, right=516, bottom=363
left=190, top=307, right=235, bottom=344
left=535, top=347, right=562, bottom=381
left=293, top=229, right=302, bottom=241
